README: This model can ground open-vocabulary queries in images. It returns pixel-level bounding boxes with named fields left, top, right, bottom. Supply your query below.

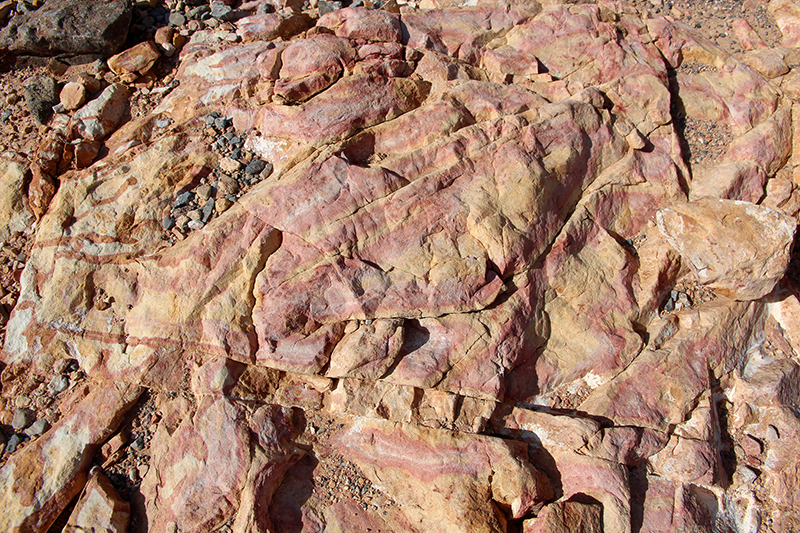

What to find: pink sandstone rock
left=1, top=2, right=799, bottom=531
left=140, top=398, right=302, bottom=532
left=317, top=7, right=402, bottom=42
left=330, top=418, right=553, bottom=529
left=63, top=470, right=130, bottom=533
left=0, top=157, right=33, bottom=241
left=523, top=500, right=604, bottom=533
left=274, top=34, right=356, bottom=103
left=0, top=382, right=141, bottom=533
left=657, top=198, right=797, bottom=300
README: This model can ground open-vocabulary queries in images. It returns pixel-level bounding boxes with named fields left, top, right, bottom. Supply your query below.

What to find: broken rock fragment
left=71, top=83, right=129, bottom=142
left=63, top=470, right=130, bottom=533
left=657, top=198, right=797, bottom=300
left=107, top=41, right=161, bottom=83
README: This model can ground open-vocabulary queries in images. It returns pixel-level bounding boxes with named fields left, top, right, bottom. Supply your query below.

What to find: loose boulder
left=0, top=0, right=132, bottom=56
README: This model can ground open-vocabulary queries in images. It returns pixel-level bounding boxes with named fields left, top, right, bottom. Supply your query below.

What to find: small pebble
left=188, top=220, right=205, bottom=230
left=245, top=159, right=267, bottom=175
left=48, top=374, right=69, bottom=394
left=219, top=156, right=242, bottom=173
left=162, top=216, right=176, bottom=231
left=5, top=434, right=23, bottom=454
left=12, top=407, right=35, bottom=431
left=210, top=2, right=234, bottom=20
left=23, top=419, right=50, bottom=437
left=175, top=214, right=190, bottom=230
left=131, top=436, right=145, bottom=451
left=174, top=191, right=194, bottom=208
left=14, top=395, right=31, bottom=408
left=215, top=198, right=233, bottom=213
left=201, top=197, right=215, bottom=222
left=195, top=183, right=213, bottom=199
left=168, top=12, right=186, bottom=25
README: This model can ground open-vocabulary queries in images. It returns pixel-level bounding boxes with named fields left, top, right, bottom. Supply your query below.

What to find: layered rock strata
left=2, top=0, right=800, bottom=532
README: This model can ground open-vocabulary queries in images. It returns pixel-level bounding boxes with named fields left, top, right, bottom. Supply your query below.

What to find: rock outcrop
left=1, top=0, right=800, bottom=532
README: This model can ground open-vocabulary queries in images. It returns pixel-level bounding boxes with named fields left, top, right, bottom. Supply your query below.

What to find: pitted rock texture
left=1, top=0, right=800, bottom=532
left=0, top=0, right=132, bottom=56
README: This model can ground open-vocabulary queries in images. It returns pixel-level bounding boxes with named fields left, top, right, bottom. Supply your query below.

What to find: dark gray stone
left=201, top=197, right=215, bottom=223
left=210, top=2, right=234, bottom=21
left=5, top=434, right=23, bottom=454
left=318, top=1, right=343, bottom=16
left=11, top=408, right=35, bottom=431
left=214, top=116, right=231, bottom=130
left=47, top=374, right=69, bottom=393
left=23, top=419, right=49, bottom=437
left=162, top=216, right=176, bottom=231
left=24, top=76, right=59, bottom=124
left=245, top=159, right=267, bottom=175
left=174, top=191, right=195, bottom=209
left=0, top=0, right=132, bottom=56
left=187, top=5, right=210, bottom=19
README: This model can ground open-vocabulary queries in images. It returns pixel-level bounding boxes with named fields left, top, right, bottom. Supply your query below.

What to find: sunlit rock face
left=2, top=0, right=800, bottom=532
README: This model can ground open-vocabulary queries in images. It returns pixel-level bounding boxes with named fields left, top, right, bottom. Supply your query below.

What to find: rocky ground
left=1, top=0, right=800, bottom=532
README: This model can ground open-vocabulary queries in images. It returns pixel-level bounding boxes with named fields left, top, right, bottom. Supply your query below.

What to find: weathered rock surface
left=1, top=0, right=799, bottom=532
left=71, top=83, right=130, bottom=142
left=657, top=198, right=796, bottom=300
left=0, top=0, right=132, bottom=56
left=107, top=41, right=161, bottom=83
left=0, top=157, right=32, bottom=241
left=64, top=469, right=130, bottom=533
left=0, top=382, right=141, bottom=533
